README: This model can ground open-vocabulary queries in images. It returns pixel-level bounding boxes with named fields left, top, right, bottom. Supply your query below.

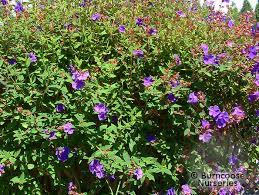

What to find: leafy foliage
left=0, top=0, right=258, bottom=194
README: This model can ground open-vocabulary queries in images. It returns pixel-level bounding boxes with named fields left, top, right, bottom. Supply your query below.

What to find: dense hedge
left=0, top=0, right=258, bottom=194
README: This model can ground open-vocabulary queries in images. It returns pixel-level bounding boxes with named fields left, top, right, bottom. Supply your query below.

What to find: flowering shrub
left=0, top=0, right=258, bottom=194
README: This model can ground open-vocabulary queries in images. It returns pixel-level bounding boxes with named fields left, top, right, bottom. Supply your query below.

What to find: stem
left=115, top=180, right=121, bottom=195
left=106, top=179, right=114, bottom=195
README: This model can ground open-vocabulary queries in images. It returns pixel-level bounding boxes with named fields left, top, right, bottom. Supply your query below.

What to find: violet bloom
left=133, top=49, right=144, bottom=58
left=209, top=105, right=221, bottom=118
left=72, top=80, right=85, bottom=90
left=79, top=0, right=86, bottom=7
left=8, top=59, right=16, bottom=65
left=143, top=76, right=154, bottom=87
left=94, top=103, right=109, bottom=113
left=118, top=25, right=126, bottom=33
left=89, top=159, right=105, bottom=179
left=222, top=0, right=230, bottom=3
left=48, top=131, right=57, bottom=140
left=94, top=103, right=109, bottom=121
left=251, top=62, right=259, bottom=75
left=227, top=20, right=234, bottom=28
left=199, top=131, right=212, bottom=143
left=168, top=93, right=177, bottom=103
left=203, top=54, right=217, bottom=65
left=218, top=188, right=229, bottom=195
left=232, top=106, right=245, bottom=121
left=247, top=46, right=257, bottom=60
left=98, top=112, right=108, bottom=121
left=147, top=27, right=157, bottom=35
left=181, top=184, right=192, bottom=195
left=170, top=80, right=180, bottom=88
left=134, top=168, right=143, bottom=180
left=68, top=182, right=76, bottom=192
left=135, top=18, right=143, bottom=26
left=248, top=91, right=259, bottom=102
left=0, top=164, right=5, bottom=176
left=200, top=44, right=209, bottom=54
left=56, top=147, right=70, bottom=162
left=229, top=155, right=238, bottom=165
left=187, top=92, right=198, bottom=104
left=146, top=135, right=156, bottom=143
left=63, top=122, right=74, bottom=135
left=15, top=1, right=24, bottom=12
left=215, top=111, right=229, bottom=128
left=201, top=119, right=210, bottom=129
left=56, top=104, right=65, bottom=113
left=91, top=13, right=101, bottom=21
left=235, top=181, right=244, bottom=192
left=167, top=187, right=175, bottom=195
left=176, top=10, right=186, bottom=17
left=256, top=110, right=259, bottom=117
left=174, top=54, right=181, bottom=65
left=29, top=52, right=37, bottom=63
left=1, top=0, right=7, bottom=5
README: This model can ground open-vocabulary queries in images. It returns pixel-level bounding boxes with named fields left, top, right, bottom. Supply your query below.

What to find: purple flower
left=222, top=0, right=230, bottom=3
left=0, top=164, right=5, bottom=176
left=251, top=62, right=259, bottom=75
left=72, top=80, right=85, bottom=90
left=133, top=49, right=144, bottom=58
left=29, top=52, right=37, bottom=63
left=48, top=131, right=57, bottom=140
left=15, top=1, right=24, bottom=12
left=135, top=18, right=143, bottom=26
left=256, top=110, right=259, bottom=117
left=94, top=103, right=109, bottom=121
left=235, top=181, right=244, bottom=192
left=147, top=27, right=157, bottom=35
left=68, top=182, right=76, bottom=192
left=174, top=54, right=181, bottom=65
left=72, top=70, right=90, bottom=81
left=170, top=80, right=180, bottom=88
left=201, top=119, right=210, bottom=129
left=8, top=59, right=16, bottom=65
left=187, top=92, right=198, bottom=104
left=218, top=188, right=229, bottom=195
left=94, top=103, right=108, bottom=113
left=248, top=91, right=259, bottom=102
left=89, top=159, right=105, bottom=179
left=176, top=10, right=186, bottom=17
left=203, top=54, right=217, bottom=65
left=181, top=184, right=191, bottom=195
left=199, top=131, right=212, bottom=143
left=146, top=135, right=156, bottom=143
left=167, top=187, right=175, bottom=195
left=167, top=93, right=177, bottom=103
left=229, top=155, right=238, bottom=165
left=1, top=0, right=7, bottom=5
left=200, top=44, right=209, bottom=54
left=98, top=112, right=108, bottom=121
left=79, top=0, right=86, bottom=7
left=134, top=168, right=143, bottom=180
left=109, top=175, right=116, bottom=182
left=247, top=46, right=257, bottom=60
left=227, top=20, right=234, bottom=28
left=209, top=105, right=221, bottom=118
left=56, top=104, right=65, bottom=113
left=143, top=76, right=154, bottom=87
left=56, top=147, right=70, bottom=162
left=118, top=25, right=126, bottom=33
left=215, top=111, right=229, bottom=128
left=63, top=122, right=74, bottom=135
left=91, top=13, right=101, bottom=21
left=231, top=106, right=245, bottom=121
